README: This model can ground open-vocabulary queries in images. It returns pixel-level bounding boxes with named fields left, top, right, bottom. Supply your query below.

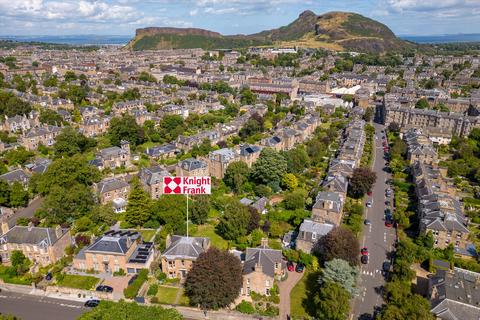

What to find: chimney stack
left=28, top=221, right=34, bottom=231
left=165, top=234, right=171, bottom=248
left=1, top=218, right=9, bottom=234
left=260, top=238, right=269, bottom=248
left=55, top=225, right=63, bottom=239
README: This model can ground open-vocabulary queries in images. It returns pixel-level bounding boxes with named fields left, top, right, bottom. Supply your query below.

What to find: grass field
left=290, top=272, right=309, bottom=319
left=57, top=274, right=99, bottom=290
left=191, top=223, right=228, bottom=250
left=156, top=285, right=178, bottom=305
left=139, top=229, right=156, bottom=242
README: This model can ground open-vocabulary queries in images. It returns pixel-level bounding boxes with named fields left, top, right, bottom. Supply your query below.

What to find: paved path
left=351, top=123, right=397, bottom=319
left=278, top=269, right=304, bottom=320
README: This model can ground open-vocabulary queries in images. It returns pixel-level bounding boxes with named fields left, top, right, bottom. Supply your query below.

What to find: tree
left=9, top=182, right=28, bottom=208
left=223, top=161, right=250, bottom=193
left=152, top=195, right=186, bottom=234
left=78, top=300, right=183, bottom=320
left=10, top=250, right=30, bottom=274
left=39, top=109, right=64, bottom=126
left=348, top=167, right=377, bottom=199
left=320, top=258, right=359, bottom=295
left=415, top=98, right=430, bottom=109
left=125, top=181, right=153, bottom=227
left=64, top=71, right=77, bottom=82
left=239, top=87, right=257, bottom=105
left=388, top=122, right=400, bottom=133
left=108, top=114, right=144, bottom=148
left=391, top=139, right=407, bottom=158
left=363, top=106, right=374, bottom=122
left=284, top=146, right=310, bottom=174
left=314, top=282, right=350, bottom=320
left=283, top=189, right=305, bottom=210
left=190, top=195, right=210, bottom=224
left=282, top=173, right=298, bottom=190
left=138, top=71, right=157, bottom=83
left=315, top=226, right=359, bottom=266
left=185, top=247, right=243, bottom=310
left=251, top=148, right=287, bottom=187
left=216, top=199, right=250, bottom=241
left=53, top=127, right=96, bottom=157
left=0, top=180, right=11, bottom=206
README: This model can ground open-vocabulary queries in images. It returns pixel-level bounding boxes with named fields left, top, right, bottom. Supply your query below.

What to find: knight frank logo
left=163, top=176, right=212, bottom=195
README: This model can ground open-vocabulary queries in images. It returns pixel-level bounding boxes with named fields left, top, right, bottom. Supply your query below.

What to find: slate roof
left=178, top=158, right=208, bottom=172
left=298, top=219, right=334, bottom=241
left=239, top=144, right=261, bottom=156
left=0, top=169, right=30, bottom=184
left=139, top=165, right=169, bottom=186
left=86, top=230, right=140, bottom=254
left=243, top=246, right=283, bottom=277
left=96, top=178, right=129, bottom=194
left=0, top=226, right=68, bottom=247
left=162, top=235, right=209, bottom=260
left=145, top=143, right=178, bottom=157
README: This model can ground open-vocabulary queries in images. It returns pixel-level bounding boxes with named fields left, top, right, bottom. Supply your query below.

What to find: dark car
left=84, top=299, right=100, bottom=308
left=385, top=208, right=392, bottom=216
left=96, top=285, right=113, bottom=293
left=287, top=261, right=295, bottom=272
left=128, top=275, right=138, bottom=285
left=295, top=263, right=305, bottom=273
left=361, top=255, right=369, bottom=264
left=45, top=272, right=53, bottom=281
left=382, top=261, right=391, bottom=273
left=364, top=219, right=371, bottom=225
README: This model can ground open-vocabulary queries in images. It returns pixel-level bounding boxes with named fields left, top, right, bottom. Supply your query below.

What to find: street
left=0, top=292, right=86, bottom=320
left=352, top=123, right=396, bottom=319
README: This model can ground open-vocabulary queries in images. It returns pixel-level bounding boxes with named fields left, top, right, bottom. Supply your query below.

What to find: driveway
left=101, top=275, right=132, bottom=300
left=278, top=268, right=304, bottom=320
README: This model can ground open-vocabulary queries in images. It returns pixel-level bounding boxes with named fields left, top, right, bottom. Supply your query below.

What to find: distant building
left=296, top=219, right=334, bottom=253
left=90, top=140, right=131, bottom=170
left=175, top=158, right=209, bottom=177
left=138, top=166, right=170, bottom=199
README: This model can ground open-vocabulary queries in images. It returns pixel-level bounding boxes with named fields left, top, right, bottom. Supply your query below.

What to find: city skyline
left=0, top=0, right=479, bottom=37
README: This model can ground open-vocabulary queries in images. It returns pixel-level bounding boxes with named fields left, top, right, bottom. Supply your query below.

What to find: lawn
left=156, top=285, right=180, bottom=305
left=139, top=229, right=157, bottom=241
left=57, top=274, right=99, bottom=290
left=290, top=272, right=309, bottom=319
left=191, top=223, right=228, bottom=250
left=178, top=289, right=190, bottom=306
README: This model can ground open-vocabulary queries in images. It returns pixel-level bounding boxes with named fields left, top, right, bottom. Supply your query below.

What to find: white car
left=366, top=201, right=372, bottom=208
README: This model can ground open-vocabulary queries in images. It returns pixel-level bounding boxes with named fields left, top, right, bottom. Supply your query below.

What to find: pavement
left=0, top=291, right=86, bottom=320
left=278, top=268, right=304, bottom=320
left=351, top=123, right=397, bottom=319
left=7, top=197, right=43, bottom=226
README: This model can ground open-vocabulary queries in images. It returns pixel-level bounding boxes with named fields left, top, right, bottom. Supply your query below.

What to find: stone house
left=311, top=191, right=344, bottom=226
left=90, top=141, right=131, bottom=170
left=175, top=158, right=209, bottom=177
left=0, top=221, right=70, bottom=267
left=207, top=148, right=238, bottom=179
left=296, top=219, right=334, bottom=254
left=161, top=235, right=210, bottom=279
left=138, top=166, right=170, bottom=199
left=19, top=125, right=62, bottom=151
left=73, top=230, right=154, bottom=274
left=94, top=178, right=130, bottom=213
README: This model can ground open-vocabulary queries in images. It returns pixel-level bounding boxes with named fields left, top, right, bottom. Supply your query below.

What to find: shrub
left=123, top=269, right=148, bottom=299
left=150, top=296, right=159, bottom=304
left=147, top=284, right=158, bottom=296
left=113, top=269, right=126, bottom=276
left=236, top=301, right=255, bottom=314
left=269, top=295, right=280, bottom=304
left=156, top=271, right=167, bottom=282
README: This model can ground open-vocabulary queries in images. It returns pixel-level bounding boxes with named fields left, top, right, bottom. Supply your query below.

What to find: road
left=0, top=291, right=86, bottom=320
left=351, top=123, right=396, bottom=319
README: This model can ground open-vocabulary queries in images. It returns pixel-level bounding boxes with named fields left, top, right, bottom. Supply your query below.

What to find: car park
left=84, top=299, right=100, bottom=308
left=95, top=285, right=113, bottom=293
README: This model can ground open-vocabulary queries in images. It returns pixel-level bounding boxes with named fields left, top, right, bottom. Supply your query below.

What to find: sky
left=0, top=0, right=479, bottom=36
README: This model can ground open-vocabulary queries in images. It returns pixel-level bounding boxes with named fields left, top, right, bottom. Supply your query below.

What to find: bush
left=156, top=271, right=167, bottom=282
left=113, top=269, right=126, bottom=276
left=150, top=296, right=159, bottom=304
left=269, top=295, right=280, bottom=304
left=123, top=269, right=148, bottom=299
left=236, top=300, right=256, bottom=314
left=147, top=284, right=158, bottom=296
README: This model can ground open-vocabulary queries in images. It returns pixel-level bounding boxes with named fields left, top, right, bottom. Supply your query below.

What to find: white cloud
left=189, top=8, right=199, bottom=16
left=385, top=0, right=480, bottom=17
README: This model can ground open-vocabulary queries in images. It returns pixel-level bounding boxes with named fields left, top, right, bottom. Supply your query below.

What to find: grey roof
left=96, top=178, right=129, bottom=194
left=0, top=169, right=30, bottom=184
left=0, top=226, right=68, bottom=247
left=178, top=158, right=208, bottom=172
left=243, top=246, right=283, bottom=277
left=299, top=219, right=334, bottom=239
left=313, top=191, right=343, bottom=213
left=162, top=235, right=209, bottom=260
left=239, top=144, right=261, bottom=156
left=430, top=268, right=480, bottom=320
left=145, top=143, right=178, bottom=157
left=86, top=230, right=140, bottom=254
left=139, top=165, right=169, bottom=186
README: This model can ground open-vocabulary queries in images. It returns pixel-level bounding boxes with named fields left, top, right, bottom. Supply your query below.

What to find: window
left=275, top=262, right=279, bottom=269
left=246, top=278, right=250, bottom=285
left=266, top=280, right=270, bottom=287
left=312, top=232, right=317, bottom=240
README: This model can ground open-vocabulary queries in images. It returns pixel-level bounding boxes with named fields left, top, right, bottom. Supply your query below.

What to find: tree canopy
left=251, top=148, right=287, bottom=189
left=78, top=300, right=183, bottom=320
left=185, top=247, right=243, bottom=310
left=108, top=114, right=144, bottom=148
left=348, top=167, right=377, bottom=199
left=315, top=226, right=359, bottom=266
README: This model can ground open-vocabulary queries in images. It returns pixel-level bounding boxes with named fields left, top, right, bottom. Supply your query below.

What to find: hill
left=126, top=11, right=413, bottom=53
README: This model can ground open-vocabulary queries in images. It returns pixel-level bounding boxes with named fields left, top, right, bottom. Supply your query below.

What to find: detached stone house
left=175, top=158, right=209, bottom=177
left=95, top=178, right=130, bottom=213
left=207, top=148, right=238, bottom=179
left=296, top=219, right=334, bottom=253
left=161, top=235, right=210, bottom=279
left=90, top=140, right=131, bottom=170
left=0, top=221, right=70, bottom=267
left=241, top=239, right=285, bottom=296
left=138, top=165, right=170, bottom=199
left=73, top=230, right=154, bottom=274
left=312, top=191, right=344, bottom=226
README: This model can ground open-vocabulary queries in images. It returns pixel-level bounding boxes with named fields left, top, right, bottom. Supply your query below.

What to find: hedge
left=124, top=269, right=148, bottom=299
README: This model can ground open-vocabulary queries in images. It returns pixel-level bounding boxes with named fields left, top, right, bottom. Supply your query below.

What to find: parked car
left=366, top=201, right=372, bottom=208
left=96, top=285, right=113, bottom=293
left=367, top=191, right=372, bottom=196
left=45, top=272, right=52, bottom=281
left=128, top=275, right=138, bottom=285
left=361, top=247, right=369, bottom=255
left=84, top=299, right=100, bottom=308
left=361, top=255, right=369, bottom=264
left=385, top=219, right=393, bottom=228
left=364, top=219, right=371, bottom=225
left=382, top=261, right=391, bottom=274
left=295, top=263, right=305, bottom=273
left=287, top=261, right=295, bottom=272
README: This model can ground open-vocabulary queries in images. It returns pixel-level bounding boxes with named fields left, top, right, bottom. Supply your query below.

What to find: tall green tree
left=152, top=195, right=187, bottom=234
left=108, top=114, right=144, bottom=148
left=284, top=146, right=310, bottom=174
left=348, top=167, right=377, bottom=199
left=314, top=282, right=350, bottom=320
left=9, top=182, right=29, bottom=208
left=185, top=248, right=243, bottom=310
left=320, top=258, right=359, bottom=295
left=190, top=195, right=210, bottom=225
left=53, top=127, right=96, bottom=157
left=315, top=226, right=359, bottom=266
left=251, top=148, right=287, bottom=188
left=125, top=181, right=153, bottom=227
left=223, top=161, right=250, bottom=193
left=216, top=199, right=250, bottom=241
